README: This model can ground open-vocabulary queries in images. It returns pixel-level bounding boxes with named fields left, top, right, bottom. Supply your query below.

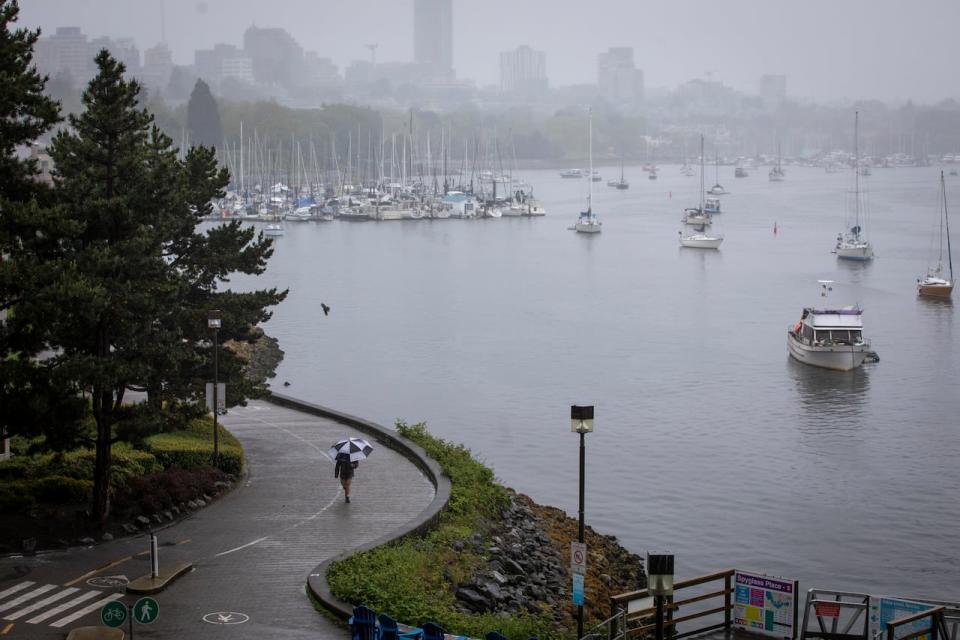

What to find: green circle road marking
left=100, top=601, right=126, bottom=628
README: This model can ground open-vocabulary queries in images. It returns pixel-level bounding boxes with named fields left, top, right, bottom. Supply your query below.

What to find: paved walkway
left=0, top=400, right=436, bottom=640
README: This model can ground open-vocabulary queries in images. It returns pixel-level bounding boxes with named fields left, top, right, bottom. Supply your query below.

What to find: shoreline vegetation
left=327, top=420, right=646, bottom=640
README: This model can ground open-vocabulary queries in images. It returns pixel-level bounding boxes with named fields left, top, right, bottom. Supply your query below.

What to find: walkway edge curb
left=264, top=393, right=452, bottom=621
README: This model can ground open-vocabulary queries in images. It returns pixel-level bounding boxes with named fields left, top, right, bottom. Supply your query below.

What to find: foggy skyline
left=18, top=0, right=960, bottom=104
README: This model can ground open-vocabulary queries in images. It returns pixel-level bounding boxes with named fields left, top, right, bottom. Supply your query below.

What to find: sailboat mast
left=700, top=135, right=705, bottom=211
left=944, top=171, right=954, bottom=281
left=588, top=108, right=593, bottom=212
left=854, top=111, right=861, bottom=231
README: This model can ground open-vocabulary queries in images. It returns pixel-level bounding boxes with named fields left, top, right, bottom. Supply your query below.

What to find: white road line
left=3, top=587, right=79, bottom=620
left=0, top=583, right=33, bottom=600
left=25, top=590, right=101, bottom=624
left=49, top=593, right=123, bottom=628
left=214, top=537, right=268, bottom=557
left=0, top=584, right=56, bottom=614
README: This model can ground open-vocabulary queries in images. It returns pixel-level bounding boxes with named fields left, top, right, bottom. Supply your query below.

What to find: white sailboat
left=680, top=135, right=723, bottom=249
left=574, top=109, right=602, bottom=234
left=834, top=111, right=874, bottom=261
left=707, top=150, right=727, bottom=195
left=769, top=142, right=785, bottom=181
left=917, top=171, right=954, bottom=298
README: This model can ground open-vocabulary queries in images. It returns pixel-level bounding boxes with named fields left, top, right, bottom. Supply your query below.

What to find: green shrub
left=146, top=418, right=243, bottom=476
left=31, top=475, right=92, bottom=504
left=328, top=421, right=556, bottom=640
left=0, top=480, right=35, bottom=512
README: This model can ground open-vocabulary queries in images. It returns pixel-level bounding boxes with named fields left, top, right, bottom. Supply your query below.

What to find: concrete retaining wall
left=264, top=393, right=452, bottom=620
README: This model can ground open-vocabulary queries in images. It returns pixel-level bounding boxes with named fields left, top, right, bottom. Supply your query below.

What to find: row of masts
left=176, top=124, right=533, bottom=203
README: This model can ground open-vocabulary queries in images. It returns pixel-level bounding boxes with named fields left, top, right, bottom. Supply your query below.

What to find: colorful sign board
left=869, top=596, right=936, bottom=640
left=572, top=574, right=585, bottom=606
left=734, top=570, right=799, bottom=639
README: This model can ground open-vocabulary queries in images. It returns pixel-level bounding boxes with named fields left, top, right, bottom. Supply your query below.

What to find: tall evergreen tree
left=39, top=51, right=285, bottom=526
left=0, top=0, right=83, bottom=449
left=186, top=79, right=223, bottom=149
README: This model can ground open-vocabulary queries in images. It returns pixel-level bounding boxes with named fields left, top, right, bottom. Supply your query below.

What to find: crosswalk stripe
left=3, top=587, right=80, bottom=621
left=0, top=585, right=56, bottom=614
left=0, top=583, right=33, bottom=600
left=49, top=593, right=123, bottom=628
left=25, top=590, right=101, bottom=624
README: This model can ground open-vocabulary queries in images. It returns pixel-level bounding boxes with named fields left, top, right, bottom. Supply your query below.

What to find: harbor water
left=226, top=164, right=959, bottom=601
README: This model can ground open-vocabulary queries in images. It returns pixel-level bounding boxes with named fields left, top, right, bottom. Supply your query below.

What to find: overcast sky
left=18, top=0, right=960, bottom=104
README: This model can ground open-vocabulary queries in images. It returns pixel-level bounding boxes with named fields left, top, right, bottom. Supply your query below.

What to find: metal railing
left=610, top=569, right=735, bottom=640
left=885, top=606, right=949, bottom=640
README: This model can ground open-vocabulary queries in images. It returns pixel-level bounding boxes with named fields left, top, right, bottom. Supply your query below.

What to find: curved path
left=0, top=398, right=439, bottom=640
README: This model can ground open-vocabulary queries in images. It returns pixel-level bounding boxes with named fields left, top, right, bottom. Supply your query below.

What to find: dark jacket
left=334, top=455, right=358, bottom=480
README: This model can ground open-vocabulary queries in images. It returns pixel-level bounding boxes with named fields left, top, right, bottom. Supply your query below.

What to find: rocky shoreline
left=452, top=489, right=646, bottom=628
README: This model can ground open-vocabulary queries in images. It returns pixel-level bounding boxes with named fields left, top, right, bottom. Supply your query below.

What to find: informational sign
left=205, top=382, right=226, bottom=414
left=100, top=601, right=126, bottom=628
left=869, top=596, right=936, bottom=640
left=734, top=570, right=799, bottom=639
left=572, top=573, right=585, bottom=606
left=814, top=602, right=842, bottom=618
left=570, top=541, right=587, bottom=575
left=133, top=597, right=159, bottom=625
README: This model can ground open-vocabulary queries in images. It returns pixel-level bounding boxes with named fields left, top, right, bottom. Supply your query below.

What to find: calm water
left=225, top=164, right=959, bottom=601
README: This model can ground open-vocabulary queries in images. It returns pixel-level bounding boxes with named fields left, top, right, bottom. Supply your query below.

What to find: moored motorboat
left=787, top=281, right=873, bottom=371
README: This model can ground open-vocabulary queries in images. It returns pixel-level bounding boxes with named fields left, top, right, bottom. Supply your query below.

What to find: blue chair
left=421, top=621, right=445, bottom=640
left=378, top=613, right=424, bottom=640
left=350, top=605, right=377, bottom=640
left=485, top=632, right=507, bottom=640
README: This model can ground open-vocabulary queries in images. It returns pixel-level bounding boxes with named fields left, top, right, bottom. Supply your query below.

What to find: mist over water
left=225, top=164, right=960, bottom=601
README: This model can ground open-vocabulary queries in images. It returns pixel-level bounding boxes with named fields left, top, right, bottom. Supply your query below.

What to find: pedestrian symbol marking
left=133, top=597, right=159, bottom=624
left=202, top=611, right=250, bottom=625
left=100, top=601, right=126, bottom=628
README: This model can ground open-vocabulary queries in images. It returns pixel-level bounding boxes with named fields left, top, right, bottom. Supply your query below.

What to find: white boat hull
left=679, top=233, right=722, bottom=249
left=836, top=243, right=874, bottom=260
left=787, top=331, right=869, bottom=371
left=575, top=221, right=602, bottom=233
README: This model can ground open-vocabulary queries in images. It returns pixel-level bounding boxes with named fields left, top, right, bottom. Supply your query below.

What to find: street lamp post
left=208, top=310, right=222, bottom=467
left=648, top=553, right=675, bottom=640
left=571, top=404, right=594, bottom=640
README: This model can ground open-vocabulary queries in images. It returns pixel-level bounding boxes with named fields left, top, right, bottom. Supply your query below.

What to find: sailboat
left=917, top=171, right=953, bottom=298
left=680, top=135, right=723, bottom=249
left=707, top=150, right=727, bottom=195
left=834, top=111, right=874, bottom=261
left=608, top=149, right=629, bottom=189
left=574, top=109, right=601, bottom=233
left=769, top=143, right=785, bottom=181
left=648, top=143, right=658, bottom=180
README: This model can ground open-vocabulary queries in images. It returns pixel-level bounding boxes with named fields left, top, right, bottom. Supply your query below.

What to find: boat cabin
left=796, top=307, right=864, bottom=345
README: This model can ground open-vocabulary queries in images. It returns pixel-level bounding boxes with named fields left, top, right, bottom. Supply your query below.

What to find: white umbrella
left=328, top=437, right=374, bottom=463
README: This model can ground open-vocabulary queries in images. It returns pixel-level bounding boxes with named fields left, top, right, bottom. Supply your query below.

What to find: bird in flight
left=321, top=303, right=331, bottom=316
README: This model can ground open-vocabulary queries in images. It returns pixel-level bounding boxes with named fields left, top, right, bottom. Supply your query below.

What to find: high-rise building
left=195, top=44, right=253, bottom=87
left=140, top=42, right=174, bottom=92
left=90, top=36, right=140, bottom=75
left=34, top=27, right=93, bottom=86
left=597, top=47, right=643, bottom=106
left=759, top=74, right=787, bottom=110
left=413, top=0, right=452, bottom=73
left=500, top=45, right=547, bottom=94
left=243, top=26, right=304, bottom=89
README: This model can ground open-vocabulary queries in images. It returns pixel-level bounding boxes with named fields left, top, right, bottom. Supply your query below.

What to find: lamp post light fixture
left=647, top=553, right=675, bottom=640
left=208, top=310, right=222, bottom=466
left=570, top=404, right=594, bottom=640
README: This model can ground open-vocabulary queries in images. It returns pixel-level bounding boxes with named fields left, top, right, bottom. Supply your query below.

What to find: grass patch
left=327, top=421, right=561, bottom=640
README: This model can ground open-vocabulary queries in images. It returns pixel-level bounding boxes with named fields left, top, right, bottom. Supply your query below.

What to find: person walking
left=334, top=452, right=358, bottom=502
